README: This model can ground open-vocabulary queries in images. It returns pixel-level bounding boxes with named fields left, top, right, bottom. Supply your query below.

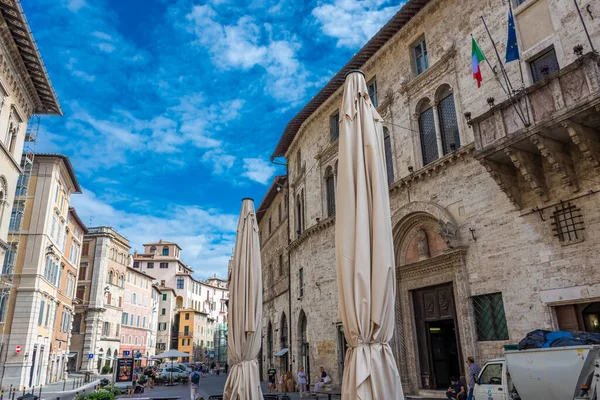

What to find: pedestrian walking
left=189, top=369, right=201, bottom=400
left=466, top=357, right=481, bottom=400
left=267, top=365, right=277, bottom=393
left=224, top=363, right=229, bottom=375
left=297, top=367, right=308, bottom=398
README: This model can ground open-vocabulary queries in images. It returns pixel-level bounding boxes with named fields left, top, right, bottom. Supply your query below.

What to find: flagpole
left=480, top=16, right=514, bottom=93
left=480, top=16, right=529, bottom=127
left=507, top=1, right=531, bottom=124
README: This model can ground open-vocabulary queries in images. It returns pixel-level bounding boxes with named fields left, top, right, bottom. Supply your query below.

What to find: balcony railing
left=468, top=52, right=600, bottom=208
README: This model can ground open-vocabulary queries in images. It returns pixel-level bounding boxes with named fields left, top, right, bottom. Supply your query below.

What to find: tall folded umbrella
left=335, top=70, right=404, bottom=399
left=224, top=198, right=264, bottom=400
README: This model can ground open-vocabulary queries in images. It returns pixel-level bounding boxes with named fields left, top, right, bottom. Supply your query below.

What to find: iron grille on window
left=438, top=94, right=461, bottom=154
left=325, top=172, right=335, bottom=217
left=419, top=108, right=438, bottom=165
left=384, top=128, right=394, bottom=185
left=330, top=113, right=340, bottom=142
left=551, top=202, right=584, bottom=243
left=472, top=293, right=509, bottom=341
left=530, top=48, right=560, bottom=83
left=368, top=78, right=378, bottom=108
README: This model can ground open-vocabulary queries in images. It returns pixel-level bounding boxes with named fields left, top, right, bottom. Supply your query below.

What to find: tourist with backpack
left=189, top=369, right=201, bottom=400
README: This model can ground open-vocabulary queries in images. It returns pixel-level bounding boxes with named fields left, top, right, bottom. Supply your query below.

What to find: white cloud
left=312, top=0, right=402, bottom=47
left=242, top=157, right=276, bottom=184
left=64, top=0, right=86, bottom=12
left=97, top=43, right=116, bottom=53
left=71, top=188, right=237, bottom=278
left=203, top=150, right=236, bottom=174
left=185, top=5, right=316, bottom=103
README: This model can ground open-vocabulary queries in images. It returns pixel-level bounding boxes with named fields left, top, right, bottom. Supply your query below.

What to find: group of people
left=446, top=357, right=482, bottom=400
left=267, top=365, right=330, bottom=398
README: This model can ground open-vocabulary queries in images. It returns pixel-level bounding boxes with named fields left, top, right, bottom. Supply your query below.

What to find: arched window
left=119, top=274, right=124, bottom=287
left=418, top=99, right=438, bottom=165
left=325, top=167, right=335, bottom=218
left=383, top=127, right=395, bottom=185
left=437, top=85, right=460, bottom=154
left=298, top=310, right=309, bottom=380
left=0, top=176, right=6, bottom=228
left=150, top=246, right=156, bottom=253
left=296, top=194, right=303, bottom=237
left=108, top=270, right=113, bottom=285
left=162, top=246, right=169, bottom=256
left=281, top=313, right=288, bottom=349
left=267, top=321, right=273, bottom=361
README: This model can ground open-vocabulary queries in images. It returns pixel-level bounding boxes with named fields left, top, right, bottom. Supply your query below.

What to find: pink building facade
left=120, top=267, right=156, bottom=366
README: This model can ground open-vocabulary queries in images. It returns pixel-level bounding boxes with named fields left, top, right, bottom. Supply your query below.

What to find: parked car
left=157, top=367, right=189, bottom=380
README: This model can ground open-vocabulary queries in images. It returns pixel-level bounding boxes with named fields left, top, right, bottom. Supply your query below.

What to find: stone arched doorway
left=297, top=310, right=310, bottom=385
left=391, top=203, right=475, bottom=394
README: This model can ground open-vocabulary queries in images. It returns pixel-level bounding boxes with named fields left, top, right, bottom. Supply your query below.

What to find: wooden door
left=413, top=284, right=460, bottom=389
left=556, top=305, right=583, bottom=332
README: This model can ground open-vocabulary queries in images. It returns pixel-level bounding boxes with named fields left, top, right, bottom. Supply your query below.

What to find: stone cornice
left=397, top=247, right=467, bottom=280
left=289, top=216, right=335, bottom=251
left=0, top=15, right=36, bottom=115
left=389, top=143, right=474, bottom=194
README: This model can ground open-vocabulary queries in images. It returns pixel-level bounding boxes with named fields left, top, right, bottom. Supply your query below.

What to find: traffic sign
left=88, top=353, right=94, bottom=359
left=15, top=345, right=21, bottom=354
left=124, top=350, right=130, bottom=356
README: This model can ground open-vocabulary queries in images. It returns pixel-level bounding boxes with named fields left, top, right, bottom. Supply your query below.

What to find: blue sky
left=24, top=0, right=401, bottom=279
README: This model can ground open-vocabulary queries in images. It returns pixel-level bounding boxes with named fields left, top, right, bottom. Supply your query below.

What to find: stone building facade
left=0, top=154, right=82, bottom=388
left=266, top=0, right=600, bottom=395
left=48, top=207, right=86, bottom=382
left=256, top=176, right=291, bottom=380
left=71, top=226, right=131, bottom=373
left=0, top=0, right=62, bottom=275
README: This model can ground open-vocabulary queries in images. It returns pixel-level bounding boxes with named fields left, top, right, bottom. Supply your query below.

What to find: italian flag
left=472, top=37, right=486, bottom=88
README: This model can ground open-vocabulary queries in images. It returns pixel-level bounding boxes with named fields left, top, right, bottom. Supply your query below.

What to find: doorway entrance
left=556, top=301, right=600, bottom=333
left=413, top=283, right=462, bottom=389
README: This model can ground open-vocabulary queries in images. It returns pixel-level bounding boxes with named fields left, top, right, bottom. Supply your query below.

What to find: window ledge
left=400, top=48, right=457, bottom=96
left=389, top=143, right=474, bottom=194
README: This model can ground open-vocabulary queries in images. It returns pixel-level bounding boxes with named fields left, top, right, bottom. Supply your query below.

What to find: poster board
left=116, top=357, right=134, bottom=383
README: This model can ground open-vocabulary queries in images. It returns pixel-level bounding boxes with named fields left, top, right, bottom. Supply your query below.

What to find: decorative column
left=432, top=102, right=444, bottom=158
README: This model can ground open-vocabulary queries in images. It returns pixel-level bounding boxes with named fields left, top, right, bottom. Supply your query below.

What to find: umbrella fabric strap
left=345, top=341, right=396, bottom=385
left=230, top=359, right=258, bottom=368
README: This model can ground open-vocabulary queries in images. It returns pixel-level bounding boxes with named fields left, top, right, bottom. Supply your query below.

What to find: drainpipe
left=272, top=158, right=292, bottom=372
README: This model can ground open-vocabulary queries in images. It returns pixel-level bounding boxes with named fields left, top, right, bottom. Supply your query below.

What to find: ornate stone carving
left=502, top=100, right=526, bottom=136
left=560, top=68, right=590, bottom=107
left=530, top=134, right=579, bottom=191
left=504, top=147, right=548, bottom=201
left=479, top=159, right=522, bottom=207
left=530, top=84, right=556, bottom=122
left=564, top=120, right=600, bottom=168
left=438, top=220, right=458, bottom=248
left=416, top=228, right=430, bottom=260
left=479, top=116, right=497, bottom=147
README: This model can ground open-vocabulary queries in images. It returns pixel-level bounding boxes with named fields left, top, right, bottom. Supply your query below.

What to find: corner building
left=71, top=227, right=131, bottom=373
left=0, top=154, right=82, bottom=388
left=266, top=0, right=600, bottom=395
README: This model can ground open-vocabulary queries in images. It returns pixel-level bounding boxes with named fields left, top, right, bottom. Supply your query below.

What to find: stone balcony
left=468, top=52, right=600, bottom=209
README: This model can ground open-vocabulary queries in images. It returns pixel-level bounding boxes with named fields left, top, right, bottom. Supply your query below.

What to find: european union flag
left=506, top=8, right=520, bottom=63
